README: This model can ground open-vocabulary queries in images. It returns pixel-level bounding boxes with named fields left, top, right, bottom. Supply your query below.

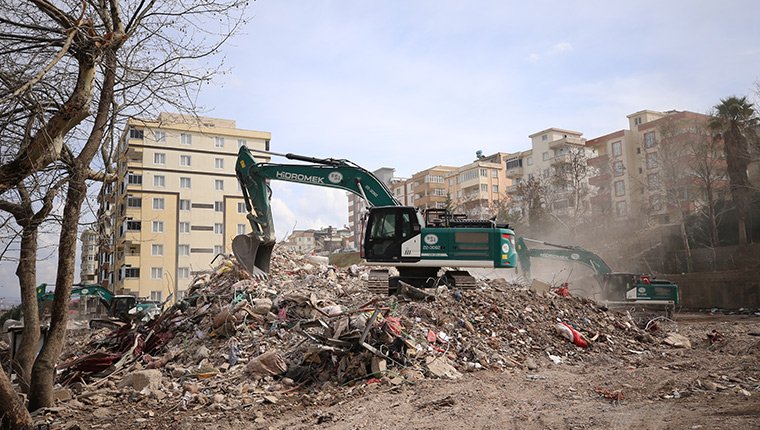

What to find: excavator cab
left=363, top=206, right=422, bottom=263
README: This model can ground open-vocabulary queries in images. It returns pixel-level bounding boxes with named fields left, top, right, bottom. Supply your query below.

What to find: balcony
left=506, top=184, right=519, bottom=194
left=125, top=146, right=143, bottom=164
left=505, top=166, right=523, bottom=178
left=589, top=173, right=611, bottom=187
left=587, top=154, right=609, bottom=168
left=549, top=136, right=585, bottom=150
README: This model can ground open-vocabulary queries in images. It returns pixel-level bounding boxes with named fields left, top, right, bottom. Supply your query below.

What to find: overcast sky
left=2, top=0, right=759, bottom=301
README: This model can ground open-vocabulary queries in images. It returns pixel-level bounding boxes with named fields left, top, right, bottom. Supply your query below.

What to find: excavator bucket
left=232, top=233, right=274, bottom=280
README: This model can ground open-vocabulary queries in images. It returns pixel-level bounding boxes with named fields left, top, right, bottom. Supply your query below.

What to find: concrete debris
left=119, top=369, right=163, bottom=392
left=663, top=333, right=692, bottom=349
left=39, top=246, right=721, bottom=427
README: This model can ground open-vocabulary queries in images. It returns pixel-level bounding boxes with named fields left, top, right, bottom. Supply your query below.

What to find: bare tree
left=0, top=172, right=65, bottom=394
left=509, top=176, right=549, bottom=234
left=549, top=147, right=596, bottom=237
left=0, top=0, right=249, bottom=417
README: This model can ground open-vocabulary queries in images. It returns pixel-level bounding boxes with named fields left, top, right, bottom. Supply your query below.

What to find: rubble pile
left=54, top=248, right=671, bottom=410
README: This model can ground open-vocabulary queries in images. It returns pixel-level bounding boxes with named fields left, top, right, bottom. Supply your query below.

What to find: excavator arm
left=233, top=146, right=400, bottom=276
left=515, top=237, right=613, bottom=280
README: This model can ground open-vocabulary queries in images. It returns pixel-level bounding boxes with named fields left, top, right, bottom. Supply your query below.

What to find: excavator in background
left=232, top=146, right=518, bottom=293
left=36, top=283, right=160, bottom=329
left=515, top=237, right=679, bottom=312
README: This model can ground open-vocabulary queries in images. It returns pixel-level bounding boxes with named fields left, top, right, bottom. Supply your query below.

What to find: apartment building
left=347, top=167, right=396, bottom=249
left=586, top=110, right=716, bottom=225
left=408, top=165, right=457, bottom=210
left=504, top=128, right=589, bottom=214
left=79, top=229, right=98, bottom=284
left=103, top=113, right=270, bottom=301
left=446, top=159, right=509, bottom=217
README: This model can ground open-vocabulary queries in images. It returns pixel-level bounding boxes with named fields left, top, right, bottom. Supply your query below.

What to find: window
left=542, top=152, right=549, bottom=161
left=644, top=132, right=656, bottom=148
left=614, top=180, right=626, bottom=197
left=178, top=244, right=190, bottom=256
left=125, top=267, right=140, bottom=278
left=492, top=185, right=499, bottom=193
left=650, top=195, right=663, bottom=211
left=180, top=155, right=191, bottom=166
left=215, top=158, right=224, bottom=169
left=215, top=201, right=224, bottom=212
left=506, top=158, right=522, bottom=170
left=237, top=224, right=247, bottom=235
left=214, top=223, right=223, bottom=234
left=634, top=117, right=642, bottom=125
left=153, top=153, right=166, bottom=164
left=129, top=128, right=144, bottom=139
left=424, top=175, right=444, bottom=183
left=152, top=221, right=164, bottom=233
left=214, top=136, right=225, bottom=148
left=179, top=199, right=191, bottom=211
left=432, top=188, right=446, bottom=196
left=458, top=169, right=478, bottom=182
left=153, top=175, right=165, bottom=187
left=127, top=195, right=142, bottom=208
left=615, top=201, right=628, bottom=217
left=613, top=161, right=624, bottom=177
left=181, top=133, right=192, bottom=145
left=215, top=179, right=224, bottom=190
left=542, top=134, right=548, bottom=141
left=480, top=184, right=488, bottom=192
left=179, top=222, right=190, bottom=233
left=150, top=291, right=162, bottom=301
left=492, top=170, right=498, bottom=178
left=646, top=152, right=658, bottom=169
left=151, top=244, right=163, bottom=256
left=237, top=139, right=247, bottom=148
left=180, top=177, right=191, bottom=188
left=152, top=198, right=165, bottom=210
left=237, top=202, right=246, bottom=213
left=178, top=267, right=190, bottom=279
left=126, top=219, right=141, bottom=231
left=127, top=173, right=143, bottom=185
left=214, top=245, right=224, bottom=255
left=479, top=168, right=488, bottom=177
left=611, top=141, right=622, bottom=157
left=526, top=156, right=533, bottom=166
left=648, top=173, right=660, bottom=188
left=153, top=130, right=166, bottom=142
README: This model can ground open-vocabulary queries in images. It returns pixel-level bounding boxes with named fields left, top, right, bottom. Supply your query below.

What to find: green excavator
left=232, top=146, right=518, bottom=293
left=515, top=237, right=680, bottom=311
left=36, top=283, right=160, bottom=328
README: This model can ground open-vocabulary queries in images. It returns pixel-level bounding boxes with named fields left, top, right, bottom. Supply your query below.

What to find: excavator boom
left=233, top=146, right=399, bottom=276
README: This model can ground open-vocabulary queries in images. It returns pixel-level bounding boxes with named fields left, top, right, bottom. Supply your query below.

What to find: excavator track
left=444, top=270, right=477, bottom=290
left=367, top=269, right=391, bottom=295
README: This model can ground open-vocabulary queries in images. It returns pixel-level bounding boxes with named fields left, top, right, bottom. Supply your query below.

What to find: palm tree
left=709, top=96, right=759, bottom=245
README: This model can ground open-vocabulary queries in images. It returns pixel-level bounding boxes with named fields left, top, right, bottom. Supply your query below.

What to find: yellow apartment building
left=106, top=113, right=270, bottom=301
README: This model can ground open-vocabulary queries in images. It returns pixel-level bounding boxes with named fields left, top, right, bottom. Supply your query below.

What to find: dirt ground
left=42, top=312, right=760, bottom=430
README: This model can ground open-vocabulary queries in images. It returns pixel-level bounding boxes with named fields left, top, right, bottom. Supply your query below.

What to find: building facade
left=586, top=110, right=717, bottom=225
left=101, top=113, right=270, bottom=301
left=79, top=229, right=98, bottom=284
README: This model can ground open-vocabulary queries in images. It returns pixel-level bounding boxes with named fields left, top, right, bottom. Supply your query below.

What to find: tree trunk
left=680, top=221, right=693, bottom=273
left=12, top=227, right=40, bottom=394
left=27, top=175, right=87, bottom=410
left=27, top=48, right=116, bottom=411
left=0, top=367, right=33, bottom=430
left=706, top=185, right=719, bottom=247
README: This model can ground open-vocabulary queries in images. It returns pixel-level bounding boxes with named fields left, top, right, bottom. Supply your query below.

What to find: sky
left=2, top=0, right=759, bottom=301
